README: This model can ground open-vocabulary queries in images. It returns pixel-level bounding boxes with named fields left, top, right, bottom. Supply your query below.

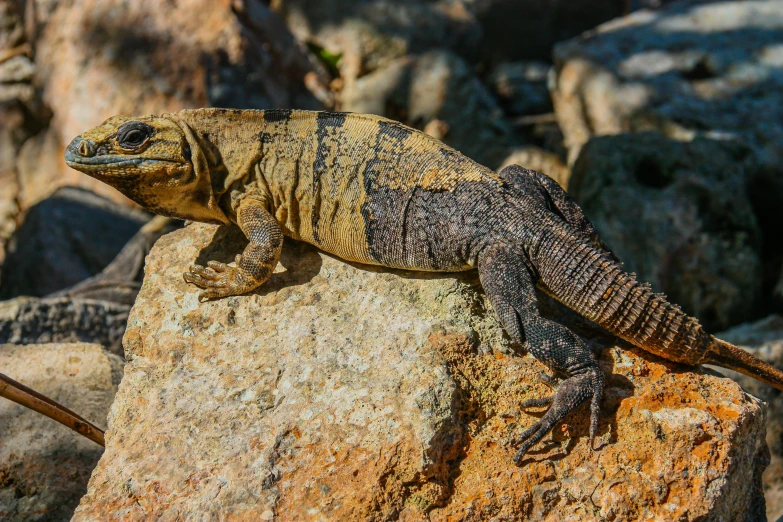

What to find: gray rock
left=0, top=187, right=150, bottom=299
left=552, top=0, right=783, bottom=323
left=487, top=61, right=553, bottom=117
left=715, top=314, right=783, bottom=522
left=569, top=132, right=763, bottom=332
left=73, top=223, right=767, bottom=521
left=0, top=297, right=130, bottom=356
left=552, top=0, right=783, bottom=165
left=0, top=343, right=123, bottom=522
left=48, top=216, right=181, bottom=306
left=405, top=50, right=521, bottom=168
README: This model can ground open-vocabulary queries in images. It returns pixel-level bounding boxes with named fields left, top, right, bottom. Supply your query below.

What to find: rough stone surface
left=0, top=187, right=150, bottom=299
left=74, top=223, right=768, bottom=521
left=0, top=297, right=130, bottom=356
left=19, top=0, right=325, bottom=207
left=569, top=133, right=762, bottom=332
left=551, top=0, right=783, bottom=324
left=0, top=0, right=48, bottom=264
left=715, top=314, right=783, bottom=522
left=0, top=343, right=123, bottom=522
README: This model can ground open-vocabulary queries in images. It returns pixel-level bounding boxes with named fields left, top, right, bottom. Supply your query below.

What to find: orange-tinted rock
left=74, top=223, right=768, bottom=521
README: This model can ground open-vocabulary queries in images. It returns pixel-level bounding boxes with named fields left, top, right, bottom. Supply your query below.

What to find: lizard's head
left=65, top=115, right=230, bottom=224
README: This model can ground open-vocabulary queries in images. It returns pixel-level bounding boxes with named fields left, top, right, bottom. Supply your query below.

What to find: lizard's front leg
left=184, top=200, right=282, bottom=301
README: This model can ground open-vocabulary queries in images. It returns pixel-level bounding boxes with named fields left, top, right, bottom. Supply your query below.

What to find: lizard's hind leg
left=478, top=244, right=605, bottom=464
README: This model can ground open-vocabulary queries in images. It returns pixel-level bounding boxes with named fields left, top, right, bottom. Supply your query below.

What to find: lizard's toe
left=207, top=260, right=230, bottom=272
left=187, top=264, right=220, bottom=281
left=520, top=396, right=553, bottom=409
left=198, top=287, right=230, bottom=301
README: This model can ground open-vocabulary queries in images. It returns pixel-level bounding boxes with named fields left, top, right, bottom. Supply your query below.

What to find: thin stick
left=0, top=373, right=105, bottom=447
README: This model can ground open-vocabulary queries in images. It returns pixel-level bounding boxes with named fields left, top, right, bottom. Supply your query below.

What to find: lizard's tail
left=536, top=235, right=783, bottom=391
left=707, top=336, right=783, bottom=391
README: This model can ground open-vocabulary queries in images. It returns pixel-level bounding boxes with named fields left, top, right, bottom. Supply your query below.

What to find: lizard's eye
left=117, top=122, right=154, bottom=150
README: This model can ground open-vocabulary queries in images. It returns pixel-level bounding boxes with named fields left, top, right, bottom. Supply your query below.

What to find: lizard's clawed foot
left=183, top=256, right=260, bottom=301
left=512, top=367, right=604, bottom=464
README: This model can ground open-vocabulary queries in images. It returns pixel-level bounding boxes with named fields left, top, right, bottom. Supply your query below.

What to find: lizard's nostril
left=78, top=140, right=97, bottom=157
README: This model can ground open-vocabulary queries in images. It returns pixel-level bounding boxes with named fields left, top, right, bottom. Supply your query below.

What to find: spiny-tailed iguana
left=64, top=109, right=783, bottom=463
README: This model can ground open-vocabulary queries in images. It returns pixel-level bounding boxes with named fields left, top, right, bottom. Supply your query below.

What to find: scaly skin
left=66, top=108, right=783, bottom=463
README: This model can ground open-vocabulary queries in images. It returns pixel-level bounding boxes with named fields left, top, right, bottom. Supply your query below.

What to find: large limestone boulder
left=0, top=343, right=123, bottom=521
left=74, top=224, right=768, bottom=521
left=569, top=133, right=763, bottom=332
left=17, top=0, right=326, bottom=208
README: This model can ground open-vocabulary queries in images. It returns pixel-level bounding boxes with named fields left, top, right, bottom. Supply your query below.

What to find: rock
left=73, top=223, right=768, bottom=521
left=715, top=314, right=783, bottom=522
left=273, top=1, right=523, bottom=168
left=551, top=0, right=783, bottom=170
left=0, top=187, right=150, bottom=299
left=551, top=0, right=783, bottom=322
left=48, top=216, right=181, bottom=306
left=487, top=61, right=553, bottom=118
left=0, top=297, right=130, bottom=356
left=19, top=0, right=326, bottom=207
left=0, top=0, right=48, bottom=264
left=569, top=132, right=763, bottom=332
left=0, top=343, right=123, bottom=522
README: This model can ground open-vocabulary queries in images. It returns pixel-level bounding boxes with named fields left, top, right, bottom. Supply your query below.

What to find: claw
left=520, top=396, right=553, bottom=409
left=512, top=368, right=604, bottom=465
left=189, top=264, right=220, bottom=280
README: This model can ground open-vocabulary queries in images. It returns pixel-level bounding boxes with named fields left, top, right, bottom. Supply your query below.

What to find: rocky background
left=0, top=0, right=781, bottom=521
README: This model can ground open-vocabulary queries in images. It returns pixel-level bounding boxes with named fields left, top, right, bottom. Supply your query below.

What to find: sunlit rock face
left=73, top=224, right=768, bottom=521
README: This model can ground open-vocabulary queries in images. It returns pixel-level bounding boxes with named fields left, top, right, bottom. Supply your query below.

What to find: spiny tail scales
left=539, top=234, right=783, bottom=391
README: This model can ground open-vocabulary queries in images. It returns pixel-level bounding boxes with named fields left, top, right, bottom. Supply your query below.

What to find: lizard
left=64, top=108, right=783, bottom=463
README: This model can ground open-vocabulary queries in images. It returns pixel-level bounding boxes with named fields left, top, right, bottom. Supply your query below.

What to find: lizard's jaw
left=64, top=136, right=185, bottom=179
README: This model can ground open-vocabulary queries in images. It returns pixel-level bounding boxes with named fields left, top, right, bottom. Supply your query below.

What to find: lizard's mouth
left=65, top=152, right=182, bottom=171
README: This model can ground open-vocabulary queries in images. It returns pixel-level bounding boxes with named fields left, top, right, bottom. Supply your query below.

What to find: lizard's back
left=241, top=110, right=504, bottom=270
